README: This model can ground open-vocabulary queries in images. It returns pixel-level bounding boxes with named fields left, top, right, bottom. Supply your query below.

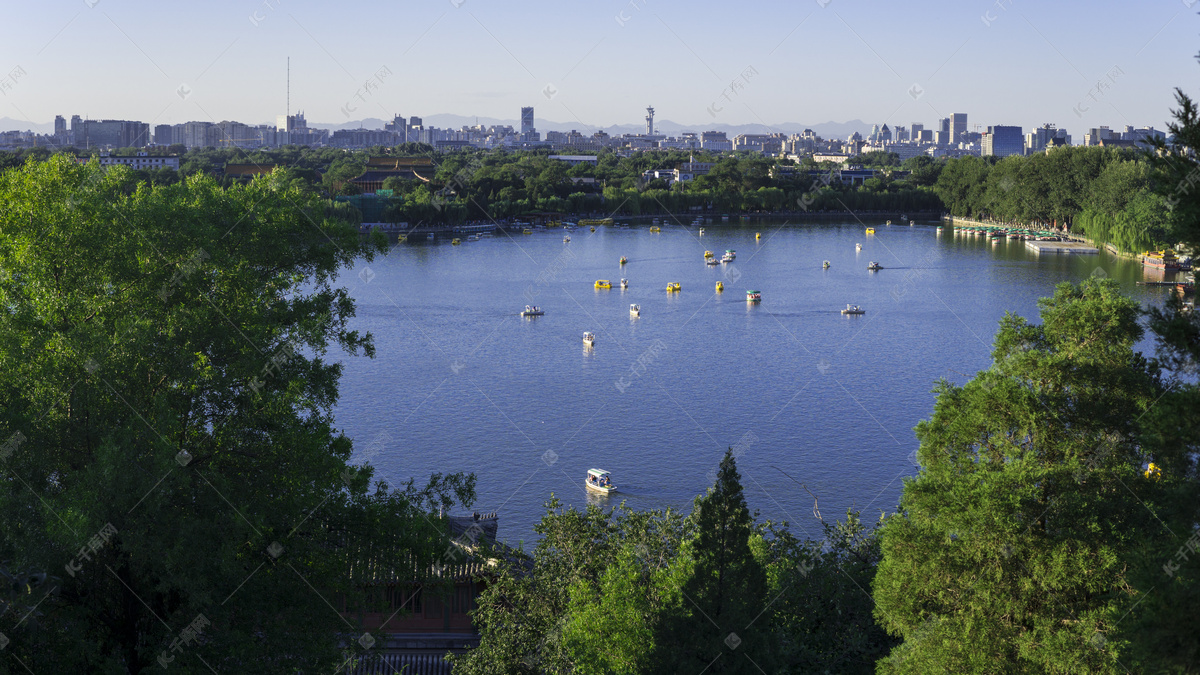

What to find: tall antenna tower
left=645, top=106, right=655, bottom=136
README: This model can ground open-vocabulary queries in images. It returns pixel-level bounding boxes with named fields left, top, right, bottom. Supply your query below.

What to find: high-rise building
left=73, top=119, right=149, bottom=149
left=520, top=107, right=534, bottom=135
left=933, top=130, right=950, bottom=146
left=1025, top=124, right=1070, bottom=153
left=54, top=115, right=66, bottom=140
left=409, top=116, right=422, bottom=128
left=911, top=123, right=924, bottom=142
left=880, top=124, right=892, bottom=143
left=153, top=124, right=173, bottom=145
left=982, top=125, right=1023, bottom=157
left=70, top=115, right=82, bottom=145
left=183, top=121, right=213, bottom=149
left=938, top=118, right=950, bottom=134
left=950, top=113, right=967, bottom=143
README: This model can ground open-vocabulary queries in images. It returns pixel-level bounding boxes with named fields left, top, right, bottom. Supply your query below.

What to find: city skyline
left=0, top=0, right=1194, bottom=134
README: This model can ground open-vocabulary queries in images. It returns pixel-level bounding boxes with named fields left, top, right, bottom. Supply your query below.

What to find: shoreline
left=943, top=215, right=1143, bottom=259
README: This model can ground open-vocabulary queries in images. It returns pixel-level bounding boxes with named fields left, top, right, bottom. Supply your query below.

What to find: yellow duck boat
left=595, top=279, right=612, bottom=289
left=716, top=281, right=723, bottom=292
left=666, top=282, right=681, bottom=293
left=865, top=228, right=875, bottom=235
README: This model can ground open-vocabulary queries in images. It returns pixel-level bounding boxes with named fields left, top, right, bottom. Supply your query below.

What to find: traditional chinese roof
left=342, top=512, right=515, bottom=585
left=366, top=156, right=435, bottom=169
left=223, top=163, right=277, bottom=177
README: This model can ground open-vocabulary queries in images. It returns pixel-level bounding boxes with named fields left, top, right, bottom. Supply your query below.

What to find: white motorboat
left=521, top=305, right=544, bottom=317
left=630, top=304, right=640, bottom=316
left=841, top=304, right=865, bottom=315
left=586, top=468, right=616, bottom=494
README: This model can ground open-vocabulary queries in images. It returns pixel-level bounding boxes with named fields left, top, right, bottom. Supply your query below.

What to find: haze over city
left=1, top=0, right=1195, bottom=132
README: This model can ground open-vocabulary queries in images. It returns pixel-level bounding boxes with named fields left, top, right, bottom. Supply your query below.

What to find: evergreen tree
left=654, top=449, right=773, bottom=674
left=873, top=278, right=1173, bottom=673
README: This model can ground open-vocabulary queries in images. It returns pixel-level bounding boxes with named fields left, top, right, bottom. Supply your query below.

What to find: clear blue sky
left=3, top=0, right=1195, bottom=134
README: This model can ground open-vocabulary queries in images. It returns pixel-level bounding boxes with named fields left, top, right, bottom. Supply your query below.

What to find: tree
left=653, top=450, right=773, bottom=674
left=1137, top=78, right=1200, bottom=675
left=452, top=498, right=693, bottom=675
left=560, top=543, right=691, bottom=675
left=873, top=278, right=1172, bottom=674
left=764, top=510, right=897, bottom=674
left=0, top=157, right=474, bottom=672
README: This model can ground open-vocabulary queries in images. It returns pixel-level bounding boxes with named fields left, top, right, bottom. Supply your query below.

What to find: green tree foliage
left=764, top=510, right=897, bottom=673
left=0, top=156, right=474, bottom=672
left=1137, top=82, right=1200, bottom=675
left=449, top=499, right=691, bottom=675
left=873, top=278, right=1178, bottom=674
left=653, top=450, right=773, bottom=674
left=932, top=146, right=1168, bottom=252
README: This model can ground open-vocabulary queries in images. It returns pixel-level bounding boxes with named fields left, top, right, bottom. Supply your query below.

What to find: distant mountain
left=0, top=117, right=54, bottom=134
left=2, top=113, right=869, bottom=141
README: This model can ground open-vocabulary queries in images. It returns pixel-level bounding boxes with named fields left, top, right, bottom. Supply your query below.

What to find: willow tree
left=873, top=278, right=1176, bottom=674
left=0, top=156, right=473, bottom=672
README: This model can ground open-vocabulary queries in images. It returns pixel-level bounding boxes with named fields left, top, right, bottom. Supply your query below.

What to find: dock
left=1025, top=240, right=1098, bottom=255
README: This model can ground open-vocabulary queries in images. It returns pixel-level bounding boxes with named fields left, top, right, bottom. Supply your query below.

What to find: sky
left=2, top=0, right=1197, bottom=135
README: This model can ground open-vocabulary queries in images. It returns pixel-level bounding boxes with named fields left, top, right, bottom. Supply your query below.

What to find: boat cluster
left=954, top=225, right=1064, bottom=242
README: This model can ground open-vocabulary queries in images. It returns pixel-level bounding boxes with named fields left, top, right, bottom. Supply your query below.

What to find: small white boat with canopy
left=586, top=468, right=616, bottom=493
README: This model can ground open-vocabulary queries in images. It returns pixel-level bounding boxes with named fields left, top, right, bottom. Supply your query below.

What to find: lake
left=330, top=217, right=1170, bottom=546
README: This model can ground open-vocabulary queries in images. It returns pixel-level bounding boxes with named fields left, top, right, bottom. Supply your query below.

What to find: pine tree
left=654, top=449, right=772, bottom=674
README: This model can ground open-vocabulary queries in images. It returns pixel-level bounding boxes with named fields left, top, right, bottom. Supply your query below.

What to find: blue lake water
left=330, top=218, right=1170, bottom=546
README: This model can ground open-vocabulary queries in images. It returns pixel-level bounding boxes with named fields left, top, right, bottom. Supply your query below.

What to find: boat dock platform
left=1025, top=240, right=1098, bottom=255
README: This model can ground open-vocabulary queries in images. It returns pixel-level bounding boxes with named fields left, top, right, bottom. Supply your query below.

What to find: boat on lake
left=841, top=304, right=865, bottom=315
left=583, top=331, right=595, bottom=346
left=865, top=228, right=875, bottom=235
left=521, top=305, right=544, bottom=317
left=620, top=278, right=629, bottom=289
left=451, top=238, right=461, bottom=245
left=868, top=261, right=883, bottom=271
left=699, top=227, right=705, bottom=235
left=650, top=226, right=662, bottom=233
left=855, top=243, right=862, bottom=251
left=715, top=281, right=723, bottom=292
left=707, top=258, right=721, bottom=265
left=595, top=279, right=612, bottom=289
left=823, top=260, right=831, bottom=269
left=746, top=290, right=761, bottom=302
left=630, top=304, right=640, bottom=316
left=620, top=256, right=627, bottom=265
left=666, top=282, right=681, bottom=293
left=586, top=468, right=615, bottom=494
left=1143, top=249, right=1186, bottom=270
left=563, top=235, right=571, bottom=243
